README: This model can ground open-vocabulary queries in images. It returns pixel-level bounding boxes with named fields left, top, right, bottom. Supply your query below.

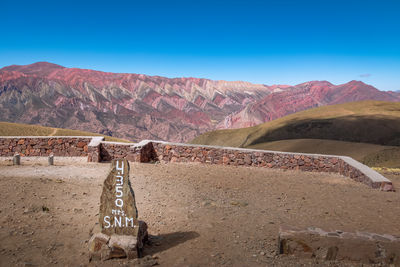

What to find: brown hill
left=0, top=121, right=129, bottom=142
left=192, top=101, right=400, bottom=147
left=246, top=139, right=400, bottom=168
left=191, top=101, right=400, bottom=167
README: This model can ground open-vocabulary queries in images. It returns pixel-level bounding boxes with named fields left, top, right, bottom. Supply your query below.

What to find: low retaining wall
left=97, top=140, right=156, bottom=162
left=89, top=139, right=394, bottom=191
left=279, top=225, right=400, bottom=264
left=99, top=141, right=136, bottom=161
left=0, top=136, right=394, bottom=191
left=0, top=136, right=92, bottom=157
left=146, top=140, right=394, bottom=191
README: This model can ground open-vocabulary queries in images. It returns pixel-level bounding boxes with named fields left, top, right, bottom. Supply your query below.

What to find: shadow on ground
left=143, top=231, right=200, bottom=255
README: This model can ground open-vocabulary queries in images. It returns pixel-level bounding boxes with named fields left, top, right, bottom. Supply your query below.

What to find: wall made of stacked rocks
left=152, top=142, right=341, bottom=170
left=0, top=137, right=393, bottom=191
left=99, top=142, right=134, bottom=161
left=98, top=141, right=155, bottom=163
left=86, top=139, right=393, bottom=191
left=0, top=137, right=92, bottom=157
left=148, top=141, right=393, bottom=191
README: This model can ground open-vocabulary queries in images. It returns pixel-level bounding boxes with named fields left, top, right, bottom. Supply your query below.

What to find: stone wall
left=0, top=136, right=92, bottom=157
left=99, top=141, right=134, bottom=161
left=148, top=141, right=393, bottom=191
left=279, top=225, right=400, bottom=264
left=87, top=137, right=104, bottom=163
left=96, top=140, right=155, bottom=163
left=0, top=137, right=394, bottom=191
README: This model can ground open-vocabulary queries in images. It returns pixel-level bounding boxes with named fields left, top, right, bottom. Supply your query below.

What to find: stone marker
left=88, top=159, right=148, bottom=261
left=13, top=153, right=20, bottom=165
left=99, top=158, right=139, bottom=235
left=48, top=154, right=54, bottom=165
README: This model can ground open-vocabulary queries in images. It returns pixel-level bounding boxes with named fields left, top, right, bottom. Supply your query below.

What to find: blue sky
left=1, top=0, right=400, bottom=91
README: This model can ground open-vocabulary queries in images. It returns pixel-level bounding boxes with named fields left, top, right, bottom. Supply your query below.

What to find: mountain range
left=1, top=62, right=399, bottom=142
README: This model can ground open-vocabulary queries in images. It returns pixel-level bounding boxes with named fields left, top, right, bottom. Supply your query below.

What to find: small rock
left=88, top=233, right=110, bottom=255
left=109, top=234, right=138, bottom=259
left=73, top=208, right=83, bottom=213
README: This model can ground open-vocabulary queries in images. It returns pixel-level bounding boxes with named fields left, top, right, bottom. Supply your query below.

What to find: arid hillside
left=192, top=101, right=400, bottom=167
left=0, top=121, right=129, bottom=142
left=1, top=62, right=399, bottom=142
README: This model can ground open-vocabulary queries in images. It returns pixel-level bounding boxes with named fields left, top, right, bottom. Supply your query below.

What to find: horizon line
left=1, top=61, right=392, bottom=91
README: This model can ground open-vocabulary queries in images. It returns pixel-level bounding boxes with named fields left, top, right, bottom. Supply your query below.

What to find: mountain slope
left=1, top=62, right=399, bottom=142
left=246, top=139, right=399, bottom=166
left=217, top=81, right=399, bottom=129
left=0, top=121, right=129, bottom=142
left=191, top=101, right=400, bottom=147
left=0, top=62, right=274, bottom=142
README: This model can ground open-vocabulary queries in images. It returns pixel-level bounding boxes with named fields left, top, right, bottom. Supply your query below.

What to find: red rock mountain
left=218, top=80, right=400, bottom=129
left=1, top=62, right=399, bottom=142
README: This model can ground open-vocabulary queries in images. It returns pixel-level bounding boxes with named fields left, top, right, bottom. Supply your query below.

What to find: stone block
left=244, top=155, right=252, bottom=165
left=279, top=225, right=400, bottom=265
left=89, top=232, right=110, bottom=253
left=88, top=221, right=148, bottom=261
left=13, top=153, right=21, bottom=165
left=109, top=235, right=138, bottom=259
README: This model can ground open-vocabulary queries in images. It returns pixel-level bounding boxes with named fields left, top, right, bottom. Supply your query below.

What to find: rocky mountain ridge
left=1, top=62, right=399, bottom=142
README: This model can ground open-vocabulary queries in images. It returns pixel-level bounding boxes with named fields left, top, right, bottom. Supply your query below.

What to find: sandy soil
left=0, top=157, right=399, bottom=267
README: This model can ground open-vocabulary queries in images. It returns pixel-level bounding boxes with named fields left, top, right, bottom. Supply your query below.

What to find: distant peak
left=1, top=61, right=65, bottom=76
left=296, top=80, right=333, bottom=87
left=348, top=80, right=367, bottom=85
left=28, top=61, right=65, bottom=69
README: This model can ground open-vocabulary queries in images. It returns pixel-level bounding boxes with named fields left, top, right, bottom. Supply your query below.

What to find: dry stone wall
left=87, top=137, right=104, bottom=163
left=0, top=136, right=92, bottom=157
left=100, top=142, right=135, bottom=162
left=98, top=141, right=154, bottom=163
left=148, top=141, right=393, bottom=191
left=0, top=136, right=394, bottom=191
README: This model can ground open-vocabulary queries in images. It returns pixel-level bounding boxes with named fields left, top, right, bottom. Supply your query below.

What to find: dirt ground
left=0, top=157, right=399, bottom=267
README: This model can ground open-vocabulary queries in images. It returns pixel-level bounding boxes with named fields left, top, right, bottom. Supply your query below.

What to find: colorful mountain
left=1, top=62, right=399, bottom=142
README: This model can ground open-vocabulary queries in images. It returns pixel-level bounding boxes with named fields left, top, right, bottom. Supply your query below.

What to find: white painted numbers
left=104, top=160, right=135, bottom=229
left=115, top=160, right=124, bottom=208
